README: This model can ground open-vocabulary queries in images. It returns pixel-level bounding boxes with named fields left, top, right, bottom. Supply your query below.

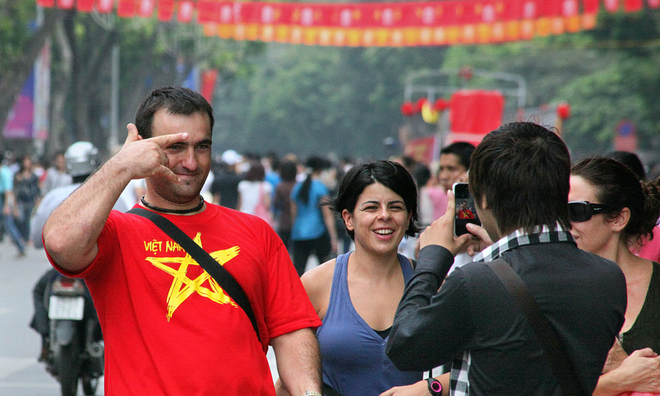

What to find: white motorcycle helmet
left=64, top=141, right=99, bottom=177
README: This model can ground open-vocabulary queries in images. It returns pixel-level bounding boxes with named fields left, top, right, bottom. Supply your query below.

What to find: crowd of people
left=12, top=85, right=660, bottom=396
left=0, top=149, right=73, bottom=258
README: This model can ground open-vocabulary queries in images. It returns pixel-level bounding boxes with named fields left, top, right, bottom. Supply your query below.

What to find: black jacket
left=386, top=242, right=626, bottom=396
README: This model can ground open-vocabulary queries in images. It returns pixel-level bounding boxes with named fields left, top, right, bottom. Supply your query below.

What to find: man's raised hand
left=113, top=123, right=188, bottom=182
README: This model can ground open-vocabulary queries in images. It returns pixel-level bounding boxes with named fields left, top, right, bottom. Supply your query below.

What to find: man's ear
left=610, top=207, right=631, bottom=233
left=477, top=195, right=490, bottom=211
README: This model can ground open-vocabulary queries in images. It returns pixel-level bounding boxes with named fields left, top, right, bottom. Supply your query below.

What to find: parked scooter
left=43, top=273, right=104, bottom=396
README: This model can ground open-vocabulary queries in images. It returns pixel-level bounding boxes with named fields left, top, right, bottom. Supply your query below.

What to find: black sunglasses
left=568, top=201, right=613, bottom=223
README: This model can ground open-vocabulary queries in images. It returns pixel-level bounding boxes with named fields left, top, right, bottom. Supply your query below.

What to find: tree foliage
left=2, top=7, right=660, bottom=163
left=214, top=45, right=446, bottom=158
left=213, top=10, right=660, bottom=161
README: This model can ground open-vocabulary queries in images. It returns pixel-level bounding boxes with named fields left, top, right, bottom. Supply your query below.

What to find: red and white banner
left=36, top=0, right=658, bottom=46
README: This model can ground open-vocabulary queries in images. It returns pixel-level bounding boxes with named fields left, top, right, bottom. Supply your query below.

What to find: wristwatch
left=301, top=392, right=322, bottom=396
left=426, top=377, right=443, bottom=396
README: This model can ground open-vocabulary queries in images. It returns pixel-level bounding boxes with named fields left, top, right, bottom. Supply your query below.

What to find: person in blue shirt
left=0, top=152, right=26, bottom=257
left=290, top=156, right=338, bottom=276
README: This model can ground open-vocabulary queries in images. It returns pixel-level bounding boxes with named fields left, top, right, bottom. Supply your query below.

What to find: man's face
left=147, top=108, right=212, bottom=205
left=438, top=153, right=467, bottom=191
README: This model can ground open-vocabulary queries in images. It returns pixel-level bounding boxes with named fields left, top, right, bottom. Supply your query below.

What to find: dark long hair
left=297, top=156, right=328, bottom=204
left=329, top=160, right=420, bottom=239
left=571, top=157, right=660, bottom=246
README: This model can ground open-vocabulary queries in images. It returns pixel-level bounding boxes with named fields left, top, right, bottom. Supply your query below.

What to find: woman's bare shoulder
left=301, top=258, right=337, bottom=319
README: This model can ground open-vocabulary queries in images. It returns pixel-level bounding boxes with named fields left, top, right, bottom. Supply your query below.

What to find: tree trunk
left=45, top=19, right=74, bottom=158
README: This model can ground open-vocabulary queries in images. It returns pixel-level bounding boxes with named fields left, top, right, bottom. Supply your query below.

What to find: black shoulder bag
left=487, top=258, right=582, bottom=396
left=129, top=208, right=261, bottom=344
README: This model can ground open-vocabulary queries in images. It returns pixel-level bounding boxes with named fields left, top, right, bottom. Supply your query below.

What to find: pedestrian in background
left=13, top=155, right=40, bottom=245
left=0, top=152, right=26, bottom=257
left=41, top=151, right=72, bottom=196
left=238, top=160, right=274, bottom=227
left=291, top=156, right=338, bottom=276
left=211, top=150, right=243, bottom=210
left=274, top=160, right=298, bottom=250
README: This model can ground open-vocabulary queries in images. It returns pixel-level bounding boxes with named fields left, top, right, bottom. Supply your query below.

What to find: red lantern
left=557, top=102, right=571, bottom=119
left=458, top=66, right=473, bottom=81
left=433, top=98, right=447, bottom=111
left=401, top=102, right=415, bottom=117
left=415, top=97, right=428, bottom=113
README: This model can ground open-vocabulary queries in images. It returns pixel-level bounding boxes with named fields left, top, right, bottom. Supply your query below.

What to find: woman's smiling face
left=342, top=182, right=411, bottom=256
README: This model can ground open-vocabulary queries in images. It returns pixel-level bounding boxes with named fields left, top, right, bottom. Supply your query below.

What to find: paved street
left=0, top=238, right=60, bottom=395
left=0, top=237, right=280, bottom=395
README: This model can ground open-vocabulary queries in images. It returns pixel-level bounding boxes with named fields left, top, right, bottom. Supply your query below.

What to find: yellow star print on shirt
left=145, top=232, right=240, bottom=321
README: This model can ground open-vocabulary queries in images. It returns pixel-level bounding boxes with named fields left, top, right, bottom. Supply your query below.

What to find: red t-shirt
left=50, top=203, right=321, bottom=395
left=458, top=208, right=474, bottom=219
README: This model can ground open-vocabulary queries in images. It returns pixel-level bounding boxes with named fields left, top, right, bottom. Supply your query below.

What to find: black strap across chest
left=128, top=207, right=261, bottom=343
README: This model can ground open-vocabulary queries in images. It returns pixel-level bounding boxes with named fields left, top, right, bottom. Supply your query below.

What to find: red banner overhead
left=37, top=0, right=659, bottom=46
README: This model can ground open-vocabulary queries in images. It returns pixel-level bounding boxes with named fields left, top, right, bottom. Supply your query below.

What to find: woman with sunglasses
left=569, top=157, right=660, bottom=396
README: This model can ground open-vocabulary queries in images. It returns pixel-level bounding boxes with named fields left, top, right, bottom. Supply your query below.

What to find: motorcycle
left=43, top=274, right=104, bottom=396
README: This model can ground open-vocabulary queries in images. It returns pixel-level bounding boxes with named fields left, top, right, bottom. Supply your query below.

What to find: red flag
left=58, top=0, right=75, bottom=9
left=158, top=0, right=175, bottom=21
left=623, top=0, right=643, bottom=11
left=499, top=0, right=521, bottom=21
left=198, top=0, right=219, bottom=23
left=561, top=0, right=579, bottom=16
left=536, top=0, right=562, bottom=16
left=97, top=0, right=114, bottom=13
left=450, top=90, right=504, bottom=135
left=604, top=0, right=620, bottom=12
left=521, top=0, right=539, bottom=19
left=201, top=69, right=218, bottom=105
left=77, top=0, right=94, bottom=12
left=117, top=0, right=137, bottom=17
left=219, top=2, right=234, bottom=24
left=583, top=0, right=600, bottom=13
left=178, top=1, right=195, bottom=23
left=37, top=0, right=55, bottom=7
left=138, top=0, right=155, bottom=17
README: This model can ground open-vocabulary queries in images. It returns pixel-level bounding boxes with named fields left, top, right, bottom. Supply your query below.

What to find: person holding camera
left=386, top=122, right=627, bottom=396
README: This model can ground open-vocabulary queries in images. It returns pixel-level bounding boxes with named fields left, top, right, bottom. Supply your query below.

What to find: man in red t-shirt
left=43, top=87, right=322, bottom=396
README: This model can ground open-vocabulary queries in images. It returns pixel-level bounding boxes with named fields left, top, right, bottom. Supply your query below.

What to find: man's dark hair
left=329, top=160, right=420, bottom=239
left=412, top=163, right=431, bottom=187
left=279, top=161, right=298, bottom=183
left=244, top=161, right=266, bottom=182
left=134, top=86, right=214, bottom=138
left=440, top=142, right=476, bottom=170
left=469, top=122, right=571, bottom=235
